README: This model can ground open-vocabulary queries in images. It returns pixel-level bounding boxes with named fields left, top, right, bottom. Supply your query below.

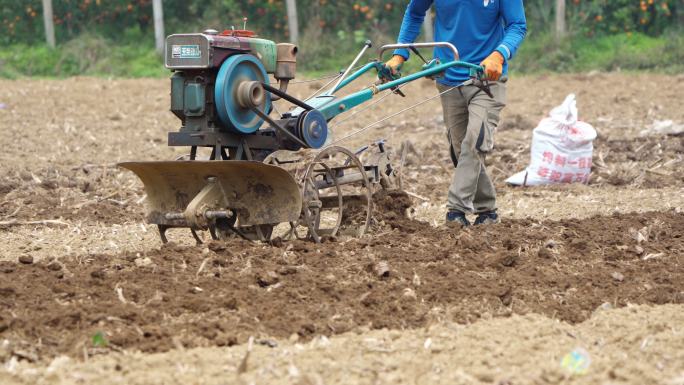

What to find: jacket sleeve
left=495, top=0, right=527, bottom=62
left=392, top=0, right=434, bottom=60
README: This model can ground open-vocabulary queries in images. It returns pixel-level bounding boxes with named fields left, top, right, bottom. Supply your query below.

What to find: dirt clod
left=256, top=271, right=279, bottom=287
left=499, top=288, right=514, bottom=306
left=537, top=247, right=552, bottom=259
left=499, top=254, right=518, bottom=267
left=90, top=269, right=106, bottom=279
left=18, top=255, right=33, bottom=264
left=46, top=261, right=62, bottom=271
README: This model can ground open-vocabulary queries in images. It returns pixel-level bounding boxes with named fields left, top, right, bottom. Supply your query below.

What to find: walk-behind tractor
left=119, top=27, right=495, bottom=243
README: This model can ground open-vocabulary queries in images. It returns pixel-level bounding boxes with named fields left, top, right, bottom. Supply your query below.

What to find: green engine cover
left=246, top=38, right=277, bottom=74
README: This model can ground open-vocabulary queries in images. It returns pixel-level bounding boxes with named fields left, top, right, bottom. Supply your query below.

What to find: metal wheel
left=354, top=141, right=403, bottom=193
left=300, top=146, right=372, bottom=242
left=300, top=160, right=343, bottom=243
left=263, top=147, right=372, bottom=242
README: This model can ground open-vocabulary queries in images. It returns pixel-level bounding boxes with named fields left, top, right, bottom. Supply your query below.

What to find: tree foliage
left=567, top=0, right=678, bottom=36
left=0, top=0, right=681, bottom=46
left=0, top=0, right=407, bottom=45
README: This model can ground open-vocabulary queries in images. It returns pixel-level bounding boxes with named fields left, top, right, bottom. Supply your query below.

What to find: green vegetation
left=3, top=0, right=680, bottom=46
left=513, top=29, right=684, bottom=74
left=1, top=30, right=681, bottom=79
left=1, top=0, right=407, bottom=46
left=91, top=331, right=108, bottom=348
left=0, top=26, right=168, bottom=78
left=0, top=0, right=681, bottom=78
left=0, top=36, right=166, bottom=79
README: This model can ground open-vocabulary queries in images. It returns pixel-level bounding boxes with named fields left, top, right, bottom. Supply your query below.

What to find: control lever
left=377, top=65, right=406, bottom=97
left=461, top=74, right=508, bottom=99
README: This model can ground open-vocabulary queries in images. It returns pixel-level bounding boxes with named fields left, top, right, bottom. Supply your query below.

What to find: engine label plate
left=172, top=45, right=201, bottom=59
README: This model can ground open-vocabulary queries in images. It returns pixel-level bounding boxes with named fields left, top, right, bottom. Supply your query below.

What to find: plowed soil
left=0, top=73, right=683, bottom=384
left=1, top=207, right=682, bottom=362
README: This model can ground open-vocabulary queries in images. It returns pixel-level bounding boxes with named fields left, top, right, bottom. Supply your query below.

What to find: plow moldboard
left=118, top=160, right=302, bottom=226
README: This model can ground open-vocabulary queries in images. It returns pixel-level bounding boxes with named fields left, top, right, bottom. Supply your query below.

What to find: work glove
left=379, top=54, right=405, bottom=83
left=480, top=51, right=504, bottom=81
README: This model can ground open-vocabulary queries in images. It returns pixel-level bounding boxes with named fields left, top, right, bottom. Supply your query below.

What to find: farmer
left=384, top=0, right=527, bottom=226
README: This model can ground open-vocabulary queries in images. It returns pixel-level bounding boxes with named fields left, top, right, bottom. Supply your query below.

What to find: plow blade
left=119, top=161, right=302, bottom=227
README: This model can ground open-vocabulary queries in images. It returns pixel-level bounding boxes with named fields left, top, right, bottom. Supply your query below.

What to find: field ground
left=0, top=73, right=682, bottom=384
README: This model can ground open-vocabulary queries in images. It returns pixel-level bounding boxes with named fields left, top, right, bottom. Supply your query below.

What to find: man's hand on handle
left=480, top=51, right=504, bottom=81
left=384, top=55, right=405, bottom=74
left=379, top=55, right=405, bottom=83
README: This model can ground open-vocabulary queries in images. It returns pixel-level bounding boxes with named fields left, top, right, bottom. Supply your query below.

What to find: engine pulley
left=296, top=110, right=328, bottom=149
left=214, top=54, right=271, bottom=134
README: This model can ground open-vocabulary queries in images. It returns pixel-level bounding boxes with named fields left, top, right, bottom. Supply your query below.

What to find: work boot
left=446, top=210, right=470, bottom=227
left=474, top=210, right=499, bottom=225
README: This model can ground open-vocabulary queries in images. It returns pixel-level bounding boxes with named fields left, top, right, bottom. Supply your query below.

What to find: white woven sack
left=506, top=94, right=597, bottom=186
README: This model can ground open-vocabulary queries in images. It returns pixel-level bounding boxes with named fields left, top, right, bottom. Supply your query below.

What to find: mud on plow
left=120, top=27, right=493, bottom=243
left=121, top=142, right=400, bottom=243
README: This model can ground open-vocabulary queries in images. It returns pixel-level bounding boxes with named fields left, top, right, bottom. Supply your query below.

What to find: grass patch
left=512, top=29, right=684, bottom=74
left=0, top=34, right=166, bottom=79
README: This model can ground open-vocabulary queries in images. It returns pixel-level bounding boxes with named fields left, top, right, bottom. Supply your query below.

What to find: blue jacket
left=394, top=0, right=527, bottom=85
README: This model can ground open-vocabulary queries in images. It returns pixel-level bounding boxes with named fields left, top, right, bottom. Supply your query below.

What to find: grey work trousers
left=437, top=82, right=506, bottom=214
